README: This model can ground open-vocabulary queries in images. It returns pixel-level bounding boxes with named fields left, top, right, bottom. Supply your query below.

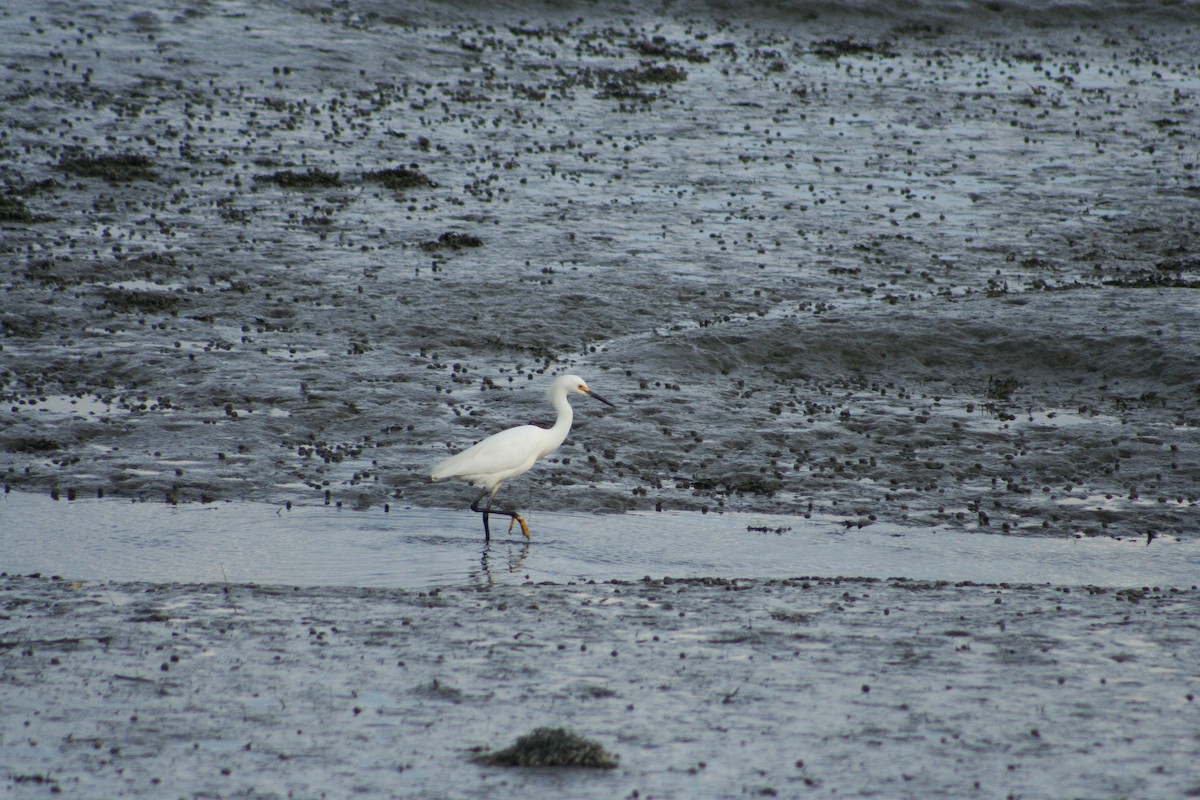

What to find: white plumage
left=431, top=373, right=615, bottom=540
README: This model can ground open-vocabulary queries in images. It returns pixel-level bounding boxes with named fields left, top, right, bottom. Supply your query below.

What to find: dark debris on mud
left=254, top=167, right=342, bottom=189
left=55, top=152, right=157, bottom=182
left=474, top=727, right=618, bottom=769
left=363, top=165, right=436, bottom=191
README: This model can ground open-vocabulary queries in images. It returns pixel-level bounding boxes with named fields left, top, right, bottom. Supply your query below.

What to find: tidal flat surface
left=3, top=0, right=1200, bottom=797
left=2, top=0, right=1199, bottom=539
left=3, top=572, right=1199, bottom=799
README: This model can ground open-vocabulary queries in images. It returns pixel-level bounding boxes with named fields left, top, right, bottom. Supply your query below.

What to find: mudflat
left=2, top=0, right=1197, bottom=538
left=4, top=572, right=1198, bottom=798
left=3, top=0, right=1200, bottom=797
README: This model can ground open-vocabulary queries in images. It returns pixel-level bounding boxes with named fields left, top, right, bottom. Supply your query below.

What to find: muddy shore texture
left=3, top=1, right=1200, bottom=797
left=4, top=573, right=1200, bottom=799
left=2, top=0, right=1198, bottom=538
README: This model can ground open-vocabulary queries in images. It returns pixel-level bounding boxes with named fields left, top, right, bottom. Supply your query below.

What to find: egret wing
left=430, top=425, right=541, bottom=482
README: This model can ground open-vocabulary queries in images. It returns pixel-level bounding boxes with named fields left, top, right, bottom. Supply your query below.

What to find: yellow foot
left=507, top=514, right=530, bottom=539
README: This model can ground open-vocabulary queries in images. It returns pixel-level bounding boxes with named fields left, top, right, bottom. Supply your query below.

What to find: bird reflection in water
left=473, top=539, right=531, bottom=586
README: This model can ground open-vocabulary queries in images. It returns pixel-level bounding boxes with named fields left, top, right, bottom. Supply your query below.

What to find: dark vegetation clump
left=812, top=39, right=896, bottom=59
left=625, top=63, right=687, bottom=84
left=0, top=195, right=38, bottom=222
left=594, top=62, right=687, bottom=101
left=473, top=727, right=618, bottom=769
left=986, top=375, right=1021, bottom=402
left=57, top=153, right=157, bottom=181
left=363, top=165, right=435, bottom=191
left=255, top=168, right=342, bottom=189
left=630, top=36, right=710, bottom=63
left=5, top=437, right=62, bottom=454
left=100, top=288, right=184, bottom=314
left=422, top=231, right=483, bottom=250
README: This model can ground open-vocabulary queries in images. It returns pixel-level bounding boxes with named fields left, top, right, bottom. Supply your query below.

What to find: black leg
left=469, top=488, right=529, bottom=540
left=470, top=488, right=492, bottom=542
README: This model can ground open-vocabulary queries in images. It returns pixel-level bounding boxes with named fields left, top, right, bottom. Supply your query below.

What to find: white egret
left=430, top=373, right=616, bottom=541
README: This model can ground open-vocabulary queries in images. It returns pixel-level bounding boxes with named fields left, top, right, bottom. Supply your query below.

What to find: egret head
left=555, top=374, right=616, bottom=408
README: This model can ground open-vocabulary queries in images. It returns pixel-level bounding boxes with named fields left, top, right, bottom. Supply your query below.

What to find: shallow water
left=4, top=491, right=1197, bottom=589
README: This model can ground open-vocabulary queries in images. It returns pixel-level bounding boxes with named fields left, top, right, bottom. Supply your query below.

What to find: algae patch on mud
left=55, top=152, right=157, bottom=182
left=474, top=727, right=618, bottom=769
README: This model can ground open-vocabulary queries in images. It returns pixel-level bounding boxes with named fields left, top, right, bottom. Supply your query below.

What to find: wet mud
left=2, top=0, right=1199, bottom=540
left=3, top=3, right=1200, bottom=793
left=3, top=573, right=1198, bottom=798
